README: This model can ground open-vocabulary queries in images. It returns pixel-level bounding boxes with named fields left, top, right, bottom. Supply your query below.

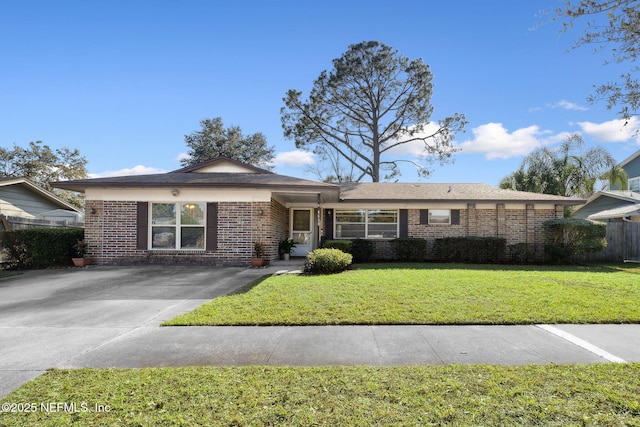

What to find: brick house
left=53, top=157, right=584, bottom=265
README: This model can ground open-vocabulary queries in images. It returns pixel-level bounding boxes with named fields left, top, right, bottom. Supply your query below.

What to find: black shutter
left=399, top=209, right=408, bottom=237
left=206, top=202, right=218, bottom=251
left=137, top=202, right=148, bottom=250
left=324, top=209, right=334, bottom=240
left=419, top=209, right=429, bottom=225
left=451, top=209, right=460, bottom=225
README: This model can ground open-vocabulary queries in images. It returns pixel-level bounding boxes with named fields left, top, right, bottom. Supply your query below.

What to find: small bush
left=0, top=228, right=84, bottom=269
left=351, top=238, right=375, bottom=263
left=544, top=218, right=607, bottom=263
left=434, top=237, right=507, bottom=263
left=305, top=248, right=352, bottom=274
left=322, top=240, right=352, bottom=253
left=390, top=238, right=427, bottom=261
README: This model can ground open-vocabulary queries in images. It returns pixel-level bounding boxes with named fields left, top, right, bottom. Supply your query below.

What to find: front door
left=290, top=209, right=313, bottom=256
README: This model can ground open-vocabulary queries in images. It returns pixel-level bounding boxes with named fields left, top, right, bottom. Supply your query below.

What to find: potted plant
left=278, top=238, right=296, bottom=261
left=251, top=241, right=266, bottom=267
left=71, top=239, right=91, bottom=267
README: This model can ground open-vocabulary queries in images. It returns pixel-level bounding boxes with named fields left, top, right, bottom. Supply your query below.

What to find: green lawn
left=164, top=263, right=640, bottom=326
left=1, top=365, right=639, bottom=426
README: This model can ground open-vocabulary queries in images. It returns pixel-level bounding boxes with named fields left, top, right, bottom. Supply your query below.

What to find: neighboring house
left=52, top=157, right=583, bottom=266
left=0, top=177, right=84, bottom=230
left=574, top=149, right=640, bottom=222
left=573, top=191, right=640, bottom=222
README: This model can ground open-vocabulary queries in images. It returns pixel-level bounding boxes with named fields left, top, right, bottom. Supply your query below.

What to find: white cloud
left=529, top=99, right=588, bottom=112
left=175, top=152, right=191, bottom=162
left=272, top=150, right=315, bottom=167
left=575, top=117, right=640, bottom=143
left=552, top=99, right=588, bottom=111
left=386, top=122, right=444, bottom=156
left=90, top=165, right=167, bottom=178
left=457, top=122, right=569, bottom=160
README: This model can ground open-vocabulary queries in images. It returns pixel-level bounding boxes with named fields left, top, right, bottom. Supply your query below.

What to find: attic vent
left=448, top=186, right=452, bottom=193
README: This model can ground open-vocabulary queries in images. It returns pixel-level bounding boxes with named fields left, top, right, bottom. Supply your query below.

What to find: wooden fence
left=573, top=221, right=640, bottom=263
left=0, top=215, right=84, bottom=231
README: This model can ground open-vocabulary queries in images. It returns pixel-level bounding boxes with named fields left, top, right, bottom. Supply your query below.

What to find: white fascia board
left=321, top=202, right=557, bottom=210
left=85, top=187, right=273, bottom=202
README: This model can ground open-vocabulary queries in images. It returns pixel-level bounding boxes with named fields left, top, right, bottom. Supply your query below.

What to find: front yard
left=164, top=263, right=640, bottom=326
left=3, top=264, right=640, bottom=426
left=2, top=364, right=639, bottom=426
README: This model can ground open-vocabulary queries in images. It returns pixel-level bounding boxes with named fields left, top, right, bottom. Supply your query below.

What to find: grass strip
left=1, top=364, right=639, bottom=426
left=164, top=263, right=640, bottom=326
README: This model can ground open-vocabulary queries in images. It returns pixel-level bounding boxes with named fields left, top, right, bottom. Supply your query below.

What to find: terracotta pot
left=251, top=257, right=265, bottom=267
left=72, top=257, right=91, bottom=267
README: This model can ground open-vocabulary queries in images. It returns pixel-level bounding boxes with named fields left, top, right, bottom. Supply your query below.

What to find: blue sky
left=2, top=0, right=639, bottom=186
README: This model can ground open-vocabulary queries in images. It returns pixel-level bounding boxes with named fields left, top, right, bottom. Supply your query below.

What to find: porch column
left=496, top=203, right=506, bottom=238
left=526, top=203, right=536, bottom=245
left=466, top=203, right=477, bottom=237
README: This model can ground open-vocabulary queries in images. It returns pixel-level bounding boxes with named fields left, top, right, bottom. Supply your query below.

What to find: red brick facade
left=358, top=205, right=563, bottom=260
left=85, top=199, right=287, bottom=266
left=84, top=198, right=564, bottom=266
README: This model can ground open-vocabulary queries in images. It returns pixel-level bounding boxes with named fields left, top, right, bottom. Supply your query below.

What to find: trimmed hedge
left=544, top=218, right=607, bottom=263
left=305, top=248, right=353, bottom=275
left=322, top=239, right=376, bottom=263
left=0, top=228, right=84, bottom=270
left=351, top=238, right=375, bottom=263
left=434, top=237, right=507, bottom=263
left=390, top=238, right=427, bottom=261
left=322, top=240, right=352, bottom=253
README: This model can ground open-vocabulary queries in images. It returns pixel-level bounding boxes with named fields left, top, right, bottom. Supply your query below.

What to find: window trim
left=149, top=202, right=206, bottom=251
left=428, top=209, right=451, bottom=225
left=629, top=176, right=640, bottom=192
left=333, top=209, right=399, bottom=240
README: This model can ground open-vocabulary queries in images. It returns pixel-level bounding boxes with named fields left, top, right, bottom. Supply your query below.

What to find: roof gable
left=619, top=149, right=640, bottom=178
left=0, top=177, right=81, bottom=213
left=172, top=157, right=272, bottom=174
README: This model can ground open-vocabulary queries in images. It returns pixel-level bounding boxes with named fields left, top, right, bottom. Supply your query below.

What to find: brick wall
left=270, top=199, right=289, bottom=258
left=370, top=205, right=563, bottom=260
left=85, top=200, right=286, bottom=266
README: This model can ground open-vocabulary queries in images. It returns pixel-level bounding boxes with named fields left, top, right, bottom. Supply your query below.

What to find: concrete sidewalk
left=1, top=264, right=639, bottom=398
left=59, top=324, right=640, bottom=369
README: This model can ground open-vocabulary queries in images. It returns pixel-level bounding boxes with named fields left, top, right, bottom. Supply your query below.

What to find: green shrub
left=390, top=238, right=427, bottom=261
left=0, top=227, right=84, bottom=270
left=305, top=248, right=352, bottom=274
left=507, top=243, right=539, bottom=264
left=322, top=239, right=352, bottom=253
left=544, top=218, right=607, bottom=263
left=351, top=238, right=375, bottom=263
left=434, top=237, right=507, bottom=263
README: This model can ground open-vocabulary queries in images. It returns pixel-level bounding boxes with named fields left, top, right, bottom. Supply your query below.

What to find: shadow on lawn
left=226, top=274, right=272, bottom=295
left=351, top=262, right=640, bottom=274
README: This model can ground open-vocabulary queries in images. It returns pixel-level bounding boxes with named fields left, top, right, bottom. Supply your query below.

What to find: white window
left=629, top=177, right=640, bottom=192
left=151, top=203, right=205, bottom=250
left=428, top=209, right=451, bottom=225
left=335, top=209, right=398, bottom=239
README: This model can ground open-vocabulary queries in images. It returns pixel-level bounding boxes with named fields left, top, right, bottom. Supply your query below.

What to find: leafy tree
left=181, top=117, right=275, bottom=169
left=554, top=0, right=640, bottom=120
left=499, top=134, right=618, bottom=198
left=281, top=41, right=467, bottom=182
left=0, top=141, right=88, bottom=208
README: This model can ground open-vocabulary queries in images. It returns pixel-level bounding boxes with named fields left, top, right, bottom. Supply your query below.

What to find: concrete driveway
left=0, top=265, right=266, bottom=397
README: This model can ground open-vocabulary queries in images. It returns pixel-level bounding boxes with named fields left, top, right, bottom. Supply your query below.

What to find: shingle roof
left=338, top=182, right=584, bottom=205
left=52, top=172, right=338, bottom=193
left=50, top=157, right=583, bottom=206
left=588, top=203, right=640, bottom=220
